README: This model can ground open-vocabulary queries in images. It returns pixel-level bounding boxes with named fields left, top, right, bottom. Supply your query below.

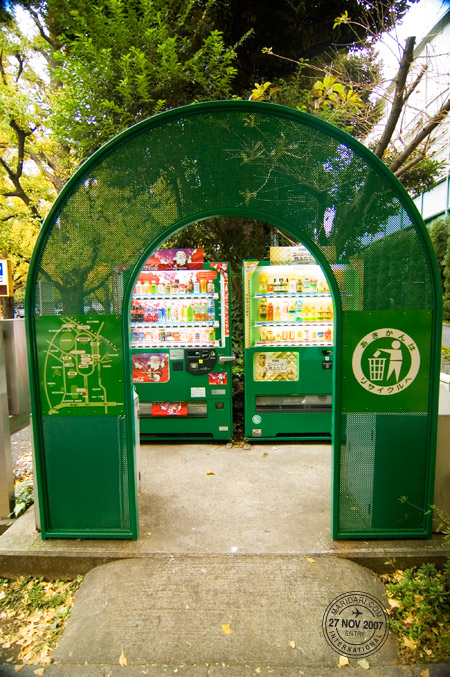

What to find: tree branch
left=0, top=50, right=7, bottom=85
left=388, top=97, right=450, bottom=173
left=28, top=151, right=65, bottom=192
left=0, top=156, right=41, bottom=221
left=374, top=36, right=415, bottom=159
left=394, top=150, right=426, bottom=178
left=29, top=8, right=62, bottom=51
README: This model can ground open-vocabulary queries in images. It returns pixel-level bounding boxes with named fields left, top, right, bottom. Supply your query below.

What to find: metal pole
left=0, top=327, right=14, bottom=518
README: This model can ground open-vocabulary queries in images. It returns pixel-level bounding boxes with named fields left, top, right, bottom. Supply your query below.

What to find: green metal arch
left=25, top=100, right=442, bottom=541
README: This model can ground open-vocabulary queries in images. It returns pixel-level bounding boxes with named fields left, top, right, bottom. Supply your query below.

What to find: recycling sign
left=342, top=311, right=431, bottom=413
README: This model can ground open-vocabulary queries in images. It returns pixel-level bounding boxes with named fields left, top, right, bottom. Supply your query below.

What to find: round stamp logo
left=352, top=328, right=420, bottom=396
left=322, top=591, right=389, bottom=658
left=252, top=414, right=262, bottom=425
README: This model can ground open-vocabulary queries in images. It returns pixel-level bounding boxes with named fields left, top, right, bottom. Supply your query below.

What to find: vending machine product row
left=243, top=249, right=334, bottom=441
left=130, top=251, right=233, bottom=441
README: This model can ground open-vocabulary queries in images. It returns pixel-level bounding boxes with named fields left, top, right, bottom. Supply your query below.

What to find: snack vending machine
left=243, top=247, right=334, bottom=441
left=130, top=249, right=233, bottom=441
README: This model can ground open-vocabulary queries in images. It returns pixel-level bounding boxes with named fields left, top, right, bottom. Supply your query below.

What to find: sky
left=378, top=0, right=450, bottom=78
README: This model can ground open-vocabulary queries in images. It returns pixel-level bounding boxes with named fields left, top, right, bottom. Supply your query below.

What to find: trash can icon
left=369, top=357, right=386, bottom=381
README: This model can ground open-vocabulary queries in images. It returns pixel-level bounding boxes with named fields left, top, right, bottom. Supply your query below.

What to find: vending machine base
left=137, top=398, right=232, bottom=442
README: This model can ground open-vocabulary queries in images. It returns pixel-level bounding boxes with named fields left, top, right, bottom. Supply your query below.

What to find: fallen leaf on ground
left=306, top=557, right=316, bottom=564
left=338, top=655, right=349, bottom=667
left=421, top=669, right=430, bottom=677
left=357, top=658, right=370, bottom=669
left=14, top=667, right=24, bottom=673
left=289, top=640, right=296, bottom=649
left=262, top=452, right=269, bottom=457
left=255, top=669, right=261, bottom=674
left=33, top=670, right=44, bottom=677
left=402, top=636, right=418, bottom=650
left=119, top=648, right=128, bottom=667
left=206, top=472, right=216, bottom=476
left=402, top=613, right=415, bottom=627
left=221, top=624, right=232, bottom=635
left=387, top=598, right=401, bottom=608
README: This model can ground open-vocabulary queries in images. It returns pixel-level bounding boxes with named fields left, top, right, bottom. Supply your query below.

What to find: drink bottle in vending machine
left=130, top=250, right=233, bottom=441
left=243, top=248, right=335, bottom=441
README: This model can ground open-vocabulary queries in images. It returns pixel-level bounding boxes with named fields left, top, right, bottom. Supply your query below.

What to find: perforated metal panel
left=26, top=101, right=441, bottom=539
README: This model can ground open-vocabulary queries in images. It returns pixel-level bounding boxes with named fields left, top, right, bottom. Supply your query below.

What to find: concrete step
left=53, top=556, right=397, bottom=669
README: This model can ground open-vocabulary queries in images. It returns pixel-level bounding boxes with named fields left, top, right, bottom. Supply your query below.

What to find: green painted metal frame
left=25, top=100, right=442, bottom=540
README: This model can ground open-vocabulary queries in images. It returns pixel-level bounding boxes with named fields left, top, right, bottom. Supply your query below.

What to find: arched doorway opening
left=26, top=101, right=441, bottom=540
left=126, top=216, right=339, bottom=444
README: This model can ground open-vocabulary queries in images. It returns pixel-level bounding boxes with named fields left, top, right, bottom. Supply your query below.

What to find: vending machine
left=243, top=246, right=334, bottom=441
left=130, top=249, right=233, bottom=441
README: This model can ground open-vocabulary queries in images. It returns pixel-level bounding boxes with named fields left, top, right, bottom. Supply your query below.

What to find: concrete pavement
left=0, top=441, right=449, bottom=674
left=0, top=442, right=446, bottom=578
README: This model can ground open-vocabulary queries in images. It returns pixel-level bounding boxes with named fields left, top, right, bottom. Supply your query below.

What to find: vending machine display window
left=130, top=251, right=233, bottom=441
left=243, top=247, right=337, bottom=441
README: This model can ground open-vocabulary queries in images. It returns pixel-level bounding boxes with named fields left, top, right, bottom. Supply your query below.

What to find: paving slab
left=53, top=555, right=397, bottom=669
left=0, top=442, right=446, bottom=578
left=2, top=666, right=450, bottom=676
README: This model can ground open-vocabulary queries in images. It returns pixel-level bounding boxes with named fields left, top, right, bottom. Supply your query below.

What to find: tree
left=0, top=0, right=430, bottom=305
left=0, top=20, right=72, bottom=309
left=212, top=0, right=419, bottom=88
left=251, top=21, right=450, bottom=195
left=26, top=0, right=242, bottom=157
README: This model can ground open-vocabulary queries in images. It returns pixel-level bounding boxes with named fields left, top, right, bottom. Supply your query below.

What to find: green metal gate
left=25, top=101, right=441, bottom=540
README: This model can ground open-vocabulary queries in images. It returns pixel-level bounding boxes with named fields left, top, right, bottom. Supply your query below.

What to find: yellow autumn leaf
left=424, top=649, right=433, bottom=657
left=431, top=626, right=440, bottom=635
left=338, top=655, right=349, bottom=667
left=357, top=659, right=370, bottom=670
left=414, top=594, right=424, bottom=604
left=33, top=670, right=44, bottom=677
left=421, top=668, right=431, bottom=676
left=119, top=647, right=128, bottom=666
left=206, top=472, right=216, bottom=475
left=289, top=640, right=296, bottom=649
left=306, top=557, right=316, bottom=563
left=255, top=669, right=261, bottom=674
left=402, top=613, right=415, bottom=627
left=402, top=636, right=418, bottom=650
left=388, top=598, right=401, bottom=608
left=221, top=624, right=232, bottom=635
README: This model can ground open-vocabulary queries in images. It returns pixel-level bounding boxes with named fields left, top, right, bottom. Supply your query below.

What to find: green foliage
left=382, top=510, right=450, bottom=662
left=383, top=151, right=446, bottom=197
left=429, top=216, right=449, bottom=290
left=0, top=20, right=72, bottom=294
left=49, top=0, right=240, bottom=157
left=12, top=473, right=34, bottom=518
left=253, top=47, right=385, bottom=142
left=442, top=217, right=450, bottom=321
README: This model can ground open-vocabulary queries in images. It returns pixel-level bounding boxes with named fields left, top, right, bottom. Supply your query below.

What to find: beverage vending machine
left=243, top=246, right=334, bottom=441
left=130, top=249, right=234, bottom=441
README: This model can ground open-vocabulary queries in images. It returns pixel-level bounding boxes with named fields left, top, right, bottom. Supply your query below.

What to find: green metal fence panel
left=26, top=101, right=441, bottom=539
